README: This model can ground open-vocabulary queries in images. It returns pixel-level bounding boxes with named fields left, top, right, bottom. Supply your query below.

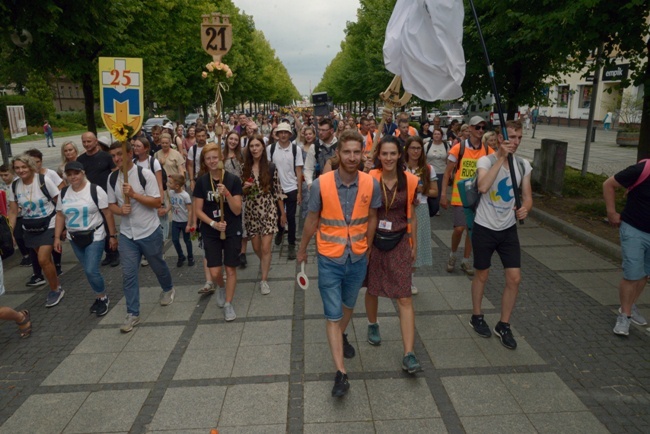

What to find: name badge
left=378, top=220, right=392, bottom=231
left=212, top=209, right=221, bottom=219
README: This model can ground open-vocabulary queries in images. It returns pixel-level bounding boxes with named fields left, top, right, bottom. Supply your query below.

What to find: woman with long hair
left=404, top=136, right=438, bottom=292
left=447, top=119, right=460, bottom=143
left=424, top=127, right=448, bottom=217
left=54, top=162, right=118, bottom=316
left=223, top=131, right=248, bottom=267
left=365, top=136, right=422, bottom=374
left=482, top=130, right=498, bottom=151
left=182, top=125, right=196, bottom=157
left=260, top=117, right=272, bottom=136
left=192, top=143, right=243, bottom=321
left=419, top=121, right=433, bottom=141
left=241, top=134, right=286, bottom=295
left=8, top=154, right=63, bottom=307
left=173, top=125, right=185, bottom=155
left=58, top=141, right=80, bottom=183
left=297, top=125, right=317, bottom=218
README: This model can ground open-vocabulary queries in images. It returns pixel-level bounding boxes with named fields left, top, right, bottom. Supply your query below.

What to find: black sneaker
left=188, top=257, right=195, bottom=267
left=20, top=256, right=32, bottom=267
left=239, top=253, right=247, bottom=269
left=177, top=257, right=186, bottom=267
left=274, top=230, right=284, bottom=246
left=101, top=255, right=112, bottom=266
left=494, top=321, right=517, bottom=350
left=287, top=244, right=296, bottom=260
left=469, top=314, right=492, bottom=338
left=26, top=275, right=46, bottom=287
left=331, top=370, right=350, bottom=397
left=90, top=297, right=110, bottom=316
left=110, top=253, right=120, bottom=267
left=342, top=333, right=355, bottom=359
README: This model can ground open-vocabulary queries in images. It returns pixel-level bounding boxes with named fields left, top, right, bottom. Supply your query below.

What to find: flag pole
left=467, top=0, right=524, bottom=224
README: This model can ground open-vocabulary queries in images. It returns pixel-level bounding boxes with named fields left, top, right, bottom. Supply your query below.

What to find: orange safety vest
left=369, top=169, right=418, bottom=244
left=316, top=171, right=374, bottom=258
left=363, top=131, right=373, bottom=154
left=393, top=126, right=417, bottom=138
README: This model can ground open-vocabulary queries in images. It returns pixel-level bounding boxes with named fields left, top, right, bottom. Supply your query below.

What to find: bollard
left=539, top=139, right=567, bottom=195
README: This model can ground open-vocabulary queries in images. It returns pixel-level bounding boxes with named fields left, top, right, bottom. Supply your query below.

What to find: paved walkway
left=1, top=204, right=648, bottom=433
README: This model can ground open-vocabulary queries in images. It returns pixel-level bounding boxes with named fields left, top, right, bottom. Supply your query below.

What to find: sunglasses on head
left=473, top=125, right=486, bottom=131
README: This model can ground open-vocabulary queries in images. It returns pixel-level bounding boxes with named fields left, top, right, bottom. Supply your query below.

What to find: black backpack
left=134, top=156, right=167, bottom=191
left=60, top=183, right=100, bottom=208
left=270, top=142, right=299, bottom=173
left=313, top=140, right=336, bottom=180
left=11, top=173, right=52, bottom=204
left=0, top=215, right=14, bottom=259
left=109, top=166, right=147, bottom=193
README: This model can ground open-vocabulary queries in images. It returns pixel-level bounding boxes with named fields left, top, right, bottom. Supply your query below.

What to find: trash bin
left=591, top=127, right=596, bottom=142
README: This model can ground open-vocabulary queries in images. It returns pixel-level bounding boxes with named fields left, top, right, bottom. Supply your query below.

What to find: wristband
left=210, top=221, right=215, bottom=228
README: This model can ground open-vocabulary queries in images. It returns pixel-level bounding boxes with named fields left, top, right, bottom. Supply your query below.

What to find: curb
left=530, top=208, right=621, bottom=262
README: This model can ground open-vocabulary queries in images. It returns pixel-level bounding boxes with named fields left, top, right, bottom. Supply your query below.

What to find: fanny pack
left=69, top=227, right=101, bottom=248
left=22, top=211, right=55, bottom=234
left=373, top=228, right=406, bottom=251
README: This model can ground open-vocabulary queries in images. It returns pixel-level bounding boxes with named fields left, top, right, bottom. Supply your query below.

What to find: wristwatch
left=109, top=234, right=118, bottom=239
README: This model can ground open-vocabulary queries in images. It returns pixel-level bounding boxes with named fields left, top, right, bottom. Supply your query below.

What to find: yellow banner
left=98, top=57, right=144, bottom=133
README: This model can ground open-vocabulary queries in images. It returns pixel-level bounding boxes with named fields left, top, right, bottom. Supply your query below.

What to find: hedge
left=0, top=95, right=54, bottom=127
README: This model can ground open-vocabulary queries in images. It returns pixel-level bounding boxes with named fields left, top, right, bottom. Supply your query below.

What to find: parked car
left=440, top=110, right=465, bottom=126
left=408, top=106, right=422, bottom=121
left=142, top=117, right=171, bottom=133
left=184, top=113, right=202, bottom=128
left=427, top=110, right=442, bottom=122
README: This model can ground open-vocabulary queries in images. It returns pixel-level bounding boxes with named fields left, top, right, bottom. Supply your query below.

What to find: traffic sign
left=99, top=57, right=144, bottom=133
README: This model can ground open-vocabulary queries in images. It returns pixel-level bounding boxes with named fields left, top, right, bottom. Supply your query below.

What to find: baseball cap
left=469, top=116, right=487, bottom=126
left=64, top=161, right=84, bottom=172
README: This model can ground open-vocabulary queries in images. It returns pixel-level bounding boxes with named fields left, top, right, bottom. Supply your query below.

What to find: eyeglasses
left=473, top=125, right=486, bottom=131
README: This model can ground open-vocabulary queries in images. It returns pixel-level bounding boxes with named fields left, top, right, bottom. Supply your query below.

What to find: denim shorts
left=620, top=221, right=650, bottom=280
left=317, top=254, right=367, bottom=321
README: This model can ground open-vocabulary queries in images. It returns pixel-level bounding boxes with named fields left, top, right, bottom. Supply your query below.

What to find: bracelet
left=210, top=221, right=215, bottom=228
left=224, top=191, right=230, bottom=198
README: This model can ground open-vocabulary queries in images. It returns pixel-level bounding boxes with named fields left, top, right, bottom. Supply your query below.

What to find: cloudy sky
left=233, top=0, right=360, bottom=96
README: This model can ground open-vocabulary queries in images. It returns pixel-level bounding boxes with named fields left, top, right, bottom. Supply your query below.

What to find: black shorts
left=201, top=225, right=241, bottom=268
left=471, top=223, right=520, bottom=270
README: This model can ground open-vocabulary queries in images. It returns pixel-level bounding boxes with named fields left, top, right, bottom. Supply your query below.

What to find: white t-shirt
left=425, top=142, right=448, bottom=177
left=56, top=182, right=108, bottom=241
left=187, top=144, right=205, bottom=178
left=169, top=189, right=191, bottom=223
left=136, top=156, right=162, bottom=173
left=407, top=165, right=438, bottom=204
left=44, top=168, right=63, bottom=188
left=8, top=176, right=60, bottom=228
left=266, top=141, right=303, bottom=193
left=474, top=155, right=532, bottom=231
left=107, top=165, right=161, bottom=240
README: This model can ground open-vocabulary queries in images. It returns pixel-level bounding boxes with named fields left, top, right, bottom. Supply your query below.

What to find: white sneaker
left=141, top=257, right=149, bottom=267
left=410, top=285, right=418, bottom=295
left=160, top=288, right=175, bottom=306
left=120, top=314, right=140, bottom=333
left=224, top=302, right=236, bottom=321
left=446, top=254, right=456, bottom=272
left=460, top=261, right=475, bottom=276
left=216, top=287, right=226, bottom=308
left=619, top=305, right=648, bottom=326
left=260, top=281, right=271, bottom=295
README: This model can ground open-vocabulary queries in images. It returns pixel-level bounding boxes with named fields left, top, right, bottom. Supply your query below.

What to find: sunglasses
left=473, top=125, right=486, bottom=131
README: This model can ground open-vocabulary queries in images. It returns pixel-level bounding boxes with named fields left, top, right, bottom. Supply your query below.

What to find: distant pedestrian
left=167, top=174, right=194, bottom=268
left=44, top=121, right=55, bottom=148
left=604, top=159, right=650, bottom=336
left=603, top=111, right=613, bottom=131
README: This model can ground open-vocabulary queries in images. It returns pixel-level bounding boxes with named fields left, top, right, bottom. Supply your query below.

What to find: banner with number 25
left=98, top=57, right=144, bottom=134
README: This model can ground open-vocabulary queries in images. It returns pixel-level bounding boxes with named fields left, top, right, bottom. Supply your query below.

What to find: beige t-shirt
left=155, top=149, right=185, bottom=177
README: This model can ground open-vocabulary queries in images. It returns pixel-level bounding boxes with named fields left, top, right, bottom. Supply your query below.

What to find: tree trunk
left=637, top=39, right=650, bottom=162
left=82, top=74, right=97, bottom=134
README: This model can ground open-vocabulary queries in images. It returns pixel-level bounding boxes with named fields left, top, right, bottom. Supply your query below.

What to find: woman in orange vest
left=366, top=135, right=422, bottom=374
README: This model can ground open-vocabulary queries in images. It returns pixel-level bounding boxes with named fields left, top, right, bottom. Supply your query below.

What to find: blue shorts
left=317, top=254, right=367, bottom=321
left=620, top=221, right=650, bottom=280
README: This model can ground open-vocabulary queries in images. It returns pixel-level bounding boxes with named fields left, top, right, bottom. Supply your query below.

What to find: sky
left=233, top=0, right=360, bottom=97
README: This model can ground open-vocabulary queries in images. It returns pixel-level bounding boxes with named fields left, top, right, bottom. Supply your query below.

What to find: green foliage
left=562, top=167, right=609, bottom=198
left=0, top=95, right=52, bottom=126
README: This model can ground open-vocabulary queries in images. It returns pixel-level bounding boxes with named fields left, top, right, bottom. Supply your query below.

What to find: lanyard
left=381, top=177, right=397, bottom=214
left=209, top=174, right=220, bottom=201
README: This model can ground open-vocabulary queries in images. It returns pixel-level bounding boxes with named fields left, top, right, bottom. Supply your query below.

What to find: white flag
left=384, top=0, right=465, bottom=102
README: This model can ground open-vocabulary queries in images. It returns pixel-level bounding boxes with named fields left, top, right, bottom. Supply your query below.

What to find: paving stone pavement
left=1, top=203, right=649, bottom=433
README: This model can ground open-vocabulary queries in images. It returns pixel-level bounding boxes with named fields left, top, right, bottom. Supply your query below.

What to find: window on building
left=578, top=85, right=592, bottom=109
left=557, top=85, right=569, bottom=108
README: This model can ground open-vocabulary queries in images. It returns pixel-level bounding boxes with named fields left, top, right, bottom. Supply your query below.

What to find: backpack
left=270, top=142, right=299, bottom=173
left=109, top=166, right=147, bottom=193
left=135, top=156, right=167, bottom=191
left=313, top=140, right=336, bottom=180
left=457, top=154, right=527, bottom=231
left=627, top=159, right=650, bottom=192
left=11, top=174, right=52, bottom=203
left=60, top=183, right=100, bottom=209
left=0, top=215, right=14, bottom=259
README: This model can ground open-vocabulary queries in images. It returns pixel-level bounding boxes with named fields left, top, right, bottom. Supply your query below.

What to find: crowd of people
left=0, top=107, right=647, bottom=400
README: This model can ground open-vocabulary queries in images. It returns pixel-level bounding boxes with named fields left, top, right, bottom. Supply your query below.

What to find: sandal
left=197, top=283, right=215, bottom=295
left=17, top=310, right=32, bottom=339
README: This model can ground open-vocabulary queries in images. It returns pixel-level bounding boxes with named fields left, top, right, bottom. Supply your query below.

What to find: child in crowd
left=167, top=174, right=194, bottom=267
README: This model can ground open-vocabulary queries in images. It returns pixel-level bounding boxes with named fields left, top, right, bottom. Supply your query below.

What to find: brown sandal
left=17, top=310, right=32, bottom=339
left=197, top=284, right=216, bottom=295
